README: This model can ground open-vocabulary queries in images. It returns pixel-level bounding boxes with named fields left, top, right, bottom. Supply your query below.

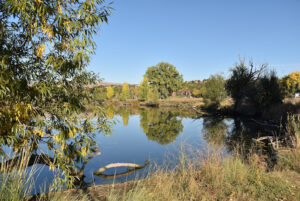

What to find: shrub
left=201, top=74, right=227, bottom=106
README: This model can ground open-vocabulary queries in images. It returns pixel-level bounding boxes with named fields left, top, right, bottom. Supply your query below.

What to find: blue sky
left=88, top=0, right=300, bottom=84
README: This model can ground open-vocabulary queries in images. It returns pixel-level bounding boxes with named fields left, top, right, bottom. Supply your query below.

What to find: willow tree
left=0, top=0, right=112, bottom=187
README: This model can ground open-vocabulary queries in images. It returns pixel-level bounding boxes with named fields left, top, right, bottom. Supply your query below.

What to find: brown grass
left=106, top=151, right=300, bottom=201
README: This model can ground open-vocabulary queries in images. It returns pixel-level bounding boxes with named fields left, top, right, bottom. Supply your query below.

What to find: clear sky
left=88, top=0, right=300, bottom=84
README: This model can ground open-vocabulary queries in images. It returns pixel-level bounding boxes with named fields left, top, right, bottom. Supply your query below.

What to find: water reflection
left=2, top=105, right=279, bottom=192
left=106, top=106, right=191, bottom=145
left=139, top=108, right=184, bottom=145
left=202, top=117, right=229, bottom=147
left=119, top=107, right=130, bottom=126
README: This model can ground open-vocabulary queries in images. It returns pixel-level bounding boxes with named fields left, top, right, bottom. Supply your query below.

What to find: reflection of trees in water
left=226, top=118, right=269, bottom=152
left=202, top=117, right=229, bottom=147
left=119, top=108, right=130, bottom=126
left=203, top=117, right=278, bottom=168
left=106, top=106, right=115, bottom=119
left=139, top=108, right=184, bottom=145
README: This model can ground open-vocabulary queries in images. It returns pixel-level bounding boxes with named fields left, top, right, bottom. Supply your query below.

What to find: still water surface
left=32, top=106, right=264, bottom=191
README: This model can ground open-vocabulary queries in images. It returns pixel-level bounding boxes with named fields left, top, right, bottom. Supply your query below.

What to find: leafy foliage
left=192, top=89, right=202, bottom=97
left=147, top=86, right=159, bottom=105
left=145, top=62, right=183, bottom=98
left=201, top=74, right=227, bottom=106
left=138, top=77, right=149, bottom=101
left=106, top=86, right=114, bottom=99
left=0, top=0, right=112, bottom=187
left=120, top=83, right=130, bottom=101
left=281, top=72, right=300, bottom=97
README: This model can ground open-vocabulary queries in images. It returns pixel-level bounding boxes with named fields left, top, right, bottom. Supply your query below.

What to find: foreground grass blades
left=1, top=149, right=299, bottom=201
left=107, top=152, right=300, bottom=201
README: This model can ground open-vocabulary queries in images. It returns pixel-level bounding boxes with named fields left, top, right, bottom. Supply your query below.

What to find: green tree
left=202, top=74, right=227, bottom=106
left=120, top=83, right=130, bottom=101
left=106, top=86, right=114, bottom=99
left=0, top=0, right=112, bottom=187
left=92, top=87, right=107, bottom=102
left=145, top=62, right=183, bottom=98
left=147, top=86, right=159, bottom=105
left=138, top=77, right=149, bottom=101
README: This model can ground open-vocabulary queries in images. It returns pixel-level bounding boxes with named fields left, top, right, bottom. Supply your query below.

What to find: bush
left=201, top=74, right=227, bottom=106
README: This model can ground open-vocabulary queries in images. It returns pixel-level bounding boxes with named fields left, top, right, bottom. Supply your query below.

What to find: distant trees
left=92, top=87, right=107, bottom=102
left=106, top=86, right=114, bottom=99
left=201, top=74, right=227, bottom=106
left=192, top=89, right=202, bottom=97
left=120, top=83, right=130, bottom=101
left=145, top=62, right=183, bottom=98
left=138, top=77, right=149, bottom=101
left=280, top=72, right=300, bottom=97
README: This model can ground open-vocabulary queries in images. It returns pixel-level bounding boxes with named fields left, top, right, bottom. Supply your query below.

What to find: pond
left=18, top=106, right=275, bottom=193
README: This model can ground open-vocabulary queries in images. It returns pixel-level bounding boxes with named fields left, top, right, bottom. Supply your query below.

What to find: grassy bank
left=28, top=148, right=299, bottom=201
left=99, top=97, right=204, bottom=109
left=105, top=150, right=300, bottom=201
left=1, top=147, right=300, bottom=201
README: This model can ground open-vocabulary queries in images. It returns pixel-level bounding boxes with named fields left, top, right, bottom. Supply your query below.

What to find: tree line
left=93, top=60, right=300, bottom=111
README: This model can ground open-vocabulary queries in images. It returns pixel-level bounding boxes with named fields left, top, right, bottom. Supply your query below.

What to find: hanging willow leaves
left=0, top=0, right=112, bottom=188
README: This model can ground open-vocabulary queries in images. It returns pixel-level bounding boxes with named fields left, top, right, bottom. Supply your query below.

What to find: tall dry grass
left=107, top=150, right=300, bottom=201
left=0, top=150, right=37, bottom=201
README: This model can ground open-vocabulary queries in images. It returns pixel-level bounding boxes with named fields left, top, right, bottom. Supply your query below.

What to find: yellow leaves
left=49, top=163, right=55, bottom=171
left=81, top=146, right=87, bottom=157
left=68, top=128, right=76, bottom=138
left=106, top=86, right=114, bottom=99
left=284, top=71, right=300, bottom=90
left=63, top=21, right=71, bottom=33
left=61, top=42, right=68, bottom=50
left=36, top=44, right=46, bottom=58
left=58, top=4, right=63, bottom=14
left=91, top=0, right=95, bottom=7
left=63, top=21, right=70, bottom=26
left=53, top=134, right=59, bottom=142
left=60, top=144, right=65, bottom=151
left=42, top=25, right=54, bottom=40
left=11, top=103, right=33, bottom=123
left=33, top=129, right=45, bottom=137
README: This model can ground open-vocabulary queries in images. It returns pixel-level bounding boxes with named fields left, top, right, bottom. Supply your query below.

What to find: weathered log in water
left=94, top=160, right=150, bottom=178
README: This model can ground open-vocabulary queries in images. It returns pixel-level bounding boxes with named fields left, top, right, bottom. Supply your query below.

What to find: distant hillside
left=85, top=81, right=137, bottom=88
